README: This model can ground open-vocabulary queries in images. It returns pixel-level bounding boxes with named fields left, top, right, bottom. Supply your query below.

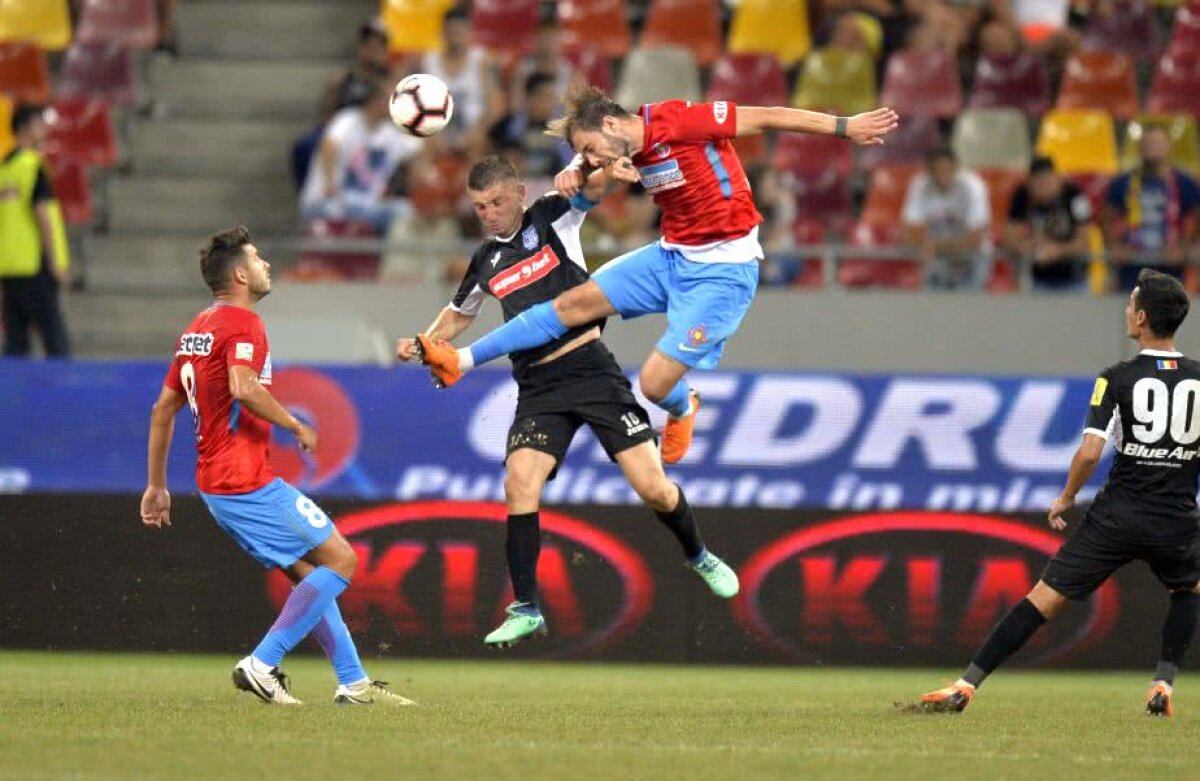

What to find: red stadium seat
left=880, top=49, right=962, bottom=119
left=0, top=41, right=50, bottom=104
left=470, top=0, right=539, bottom=65
left=839, top=221, right=922, bottom=290
left=76, top=0, right=158, bottom=49
left=772, top=133, right=854, bottom=177
left=784, top=167, right=854, bottom=231
left=968, top=51, right=1051, bottom=117
left=707, top=53, right=787, bottom=107
left=558, top=0, right=631, bottom=59
left=1168, top=4, right=1200, bottom=57
left=789, top=218, right=826, bottom=288
left=859, top=113, right=942, bottom=168
left=1149, top=51, right=1200, bottom=114
left=1082, top=0, right=1159, bottom=62
left=986, top=259, right=1019, bottom=294
left=861, top=164, right=922, bottom=226
left=43, top=99, right=117, bottom=167
left=292, top=219, right=380, bottom=281
left=564, top=48, right=614, bottom=94
left=46, top=157, right=93, bottom=225
left=1056, top=51, right=1139, bottom=121
left=56, top=44, right=136, bottom=106
left=642, top=0, right=722, bottom=67
left=977, top=168, right=1025, bottom=238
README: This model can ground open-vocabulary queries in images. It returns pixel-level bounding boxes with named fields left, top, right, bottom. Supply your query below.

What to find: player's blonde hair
left=545, top=82, right=630, bottom=146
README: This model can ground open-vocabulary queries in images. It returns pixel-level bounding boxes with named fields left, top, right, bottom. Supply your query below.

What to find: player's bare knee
left=1027, top=580, right=1069, bottom=619
left=504, top=469, right=542, bottom=508
left=639, top=371, right=671, bottom=402
left=553, top=286, right=595, bottom=326
left=637, top=479, right=677, bottom=513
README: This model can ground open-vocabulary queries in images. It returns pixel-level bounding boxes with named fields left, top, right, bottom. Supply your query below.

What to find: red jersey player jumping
left=140, top=226, right=412, bottom=707
left=416, top=84, right=898, bottom=463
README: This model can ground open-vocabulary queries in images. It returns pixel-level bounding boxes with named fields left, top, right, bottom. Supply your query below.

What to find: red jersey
left=163, top=303, right=275, bottom=494
left=631, top=100, right=763, bottom=249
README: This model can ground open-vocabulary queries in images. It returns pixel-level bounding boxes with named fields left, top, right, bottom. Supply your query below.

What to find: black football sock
left=1156, top=591, right=1200, bottom=685
left=505, top=512, right=540, bottom=607
left=654, top=485, right=705, bottom=562
left=962, top=598, right=1048, bottom=688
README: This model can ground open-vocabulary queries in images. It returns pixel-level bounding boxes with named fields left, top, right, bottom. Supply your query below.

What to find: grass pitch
left=1, top=651, right=1196, bottom=781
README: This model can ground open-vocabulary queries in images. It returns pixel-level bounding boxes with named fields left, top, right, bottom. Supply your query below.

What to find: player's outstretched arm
left=1048, top=433, right=1106, bottom=530
left=397, top=307, right=475, bottom=361
left=142, top=386, right=185, bottom=529
left=228, top=365, right=316, bottom=452
left=736, top=106, right=899, bottom=146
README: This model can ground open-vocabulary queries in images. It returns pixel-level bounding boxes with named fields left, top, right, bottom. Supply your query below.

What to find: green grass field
left=1, top=651, right=1196, bottom=781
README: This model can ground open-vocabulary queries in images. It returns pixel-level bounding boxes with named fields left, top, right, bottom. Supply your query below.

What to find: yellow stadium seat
left=1121, top=114, right=1200, bottom=174
left=0, top=96, right=13, bottom=157
left=0, top=0, right=71, bottom=51
left=381, top=0, right=455, bottom=54
left=728, top=0, right=811, bottom=66
left=791, top=49, right=877, bottom=115
left=1035, top=109, right=1119, bottom=175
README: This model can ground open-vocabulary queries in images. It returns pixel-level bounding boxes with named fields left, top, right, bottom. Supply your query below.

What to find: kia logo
left=266, top=501, right=654, bottom=656
left=732, top=512, right=1119, bottom=663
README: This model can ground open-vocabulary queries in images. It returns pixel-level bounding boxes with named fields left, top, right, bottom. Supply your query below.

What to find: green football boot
left=484, top=602, right=548, bottom=648
left=690, top=551, right=740, bottom=598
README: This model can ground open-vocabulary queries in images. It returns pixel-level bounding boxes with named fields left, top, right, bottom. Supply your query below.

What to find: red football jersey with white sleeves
left=164, top=303, right=275, bottom=494
left=630, top=100, right=763, bottom=249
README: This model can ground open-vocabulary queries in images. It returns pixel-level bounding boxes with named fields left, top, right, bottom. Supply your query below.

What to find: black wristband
left=834, top=116, right=849, bottom=138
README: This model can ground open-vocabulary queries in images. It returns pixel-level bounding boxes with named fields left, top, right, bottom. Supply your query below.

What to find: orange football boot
left=1147, top=682, right=1174, bottom=717
left=414, top=334, right=463, bottom=389
left=920, top=682, right=975, bottom=713
left=661, top=389, right=700, bottom=464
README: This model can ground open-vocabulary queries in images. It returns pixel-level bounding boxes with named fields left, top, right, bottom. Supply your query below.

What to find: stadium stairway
left=69, top=0, right=376, bottom=356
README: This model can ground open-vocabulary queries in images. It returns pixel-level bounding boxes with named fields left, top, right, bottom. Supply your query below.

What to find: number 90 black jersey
left=448, top=193, right=603, bottom=379
left=1085, top=349, right=1200, bottom=542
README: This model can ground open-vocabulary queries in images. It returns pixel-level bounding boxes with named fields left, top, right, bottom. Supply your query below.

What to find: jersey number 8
left=180, top=361, right=202, bottom=440
left=1132, top=377, right=1200, bottom=445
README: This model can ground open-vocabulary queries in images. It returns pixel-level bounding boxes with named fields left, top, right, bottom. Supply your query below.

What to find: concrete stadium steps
left=108, top=175, right=299, bottom=235
left=148, top=59, right=335, bottom=120
left=176, top=1, right=371, bottom=61
left=82, top=235, right=214, bottom=293
left=131, top=118, right=305, bottom=178
left=66, top=290, right=210, bottom=357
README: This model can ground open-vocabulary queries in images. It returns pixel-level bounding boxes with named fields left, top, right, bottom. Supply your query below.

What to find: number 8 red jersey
left=163, top=302, right=275, bottom=494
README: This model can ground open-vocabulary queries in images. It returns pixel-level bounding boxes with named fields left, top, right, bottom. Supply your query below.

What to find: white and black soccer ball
left=389, top=74, right=454, bottom=137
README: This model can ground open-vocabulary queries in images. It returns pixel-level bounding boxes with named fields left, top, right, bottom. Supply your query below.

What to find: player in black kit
left=922, top=269, right=1200, bottom=716
left=396, top=156, right=739, bottom=648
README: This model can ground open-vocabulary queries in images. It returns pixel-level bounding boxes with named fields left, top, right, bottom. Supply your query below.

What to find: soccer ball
left=389, top=74, right=454, bottom=137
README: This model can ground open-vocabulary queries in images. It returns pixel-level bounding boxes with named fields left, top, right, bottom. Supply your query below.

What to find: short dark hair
left=467, top=155, right=521, bottom=191
left=546, top=82, right=630, bottom=142
left=1029, top=155, right=1055, bottom=176
left=525, top=72, right=556, bottom=99
left=1135, top=268, right=1190, bottom=338
left=12, top=104, right=45, bottom=137
left=926, top=145, right=956, bottom=166
left=444, top=6, right=469, bottom=24
left=199, top=226, right=252, bottom=295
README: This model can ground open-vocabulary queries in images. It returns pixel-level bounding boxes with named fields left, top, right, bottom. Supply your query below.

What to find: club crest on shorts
left=521, top=225, right=539, bottom=250
left=687, top=324, right=708, bottom=346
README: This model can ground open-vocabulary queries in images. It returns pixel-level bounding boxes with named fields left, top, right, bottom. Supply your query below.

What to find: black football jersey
left=1085, top=350, right=1200, bottom=542
left=449, top=193, right=602, bottom=378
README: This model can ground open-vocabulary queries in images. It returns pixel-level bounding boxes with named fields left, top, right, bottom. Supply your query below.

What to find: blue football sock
left=467, top=301, right=568, bottom=366
left=311, top=600, right=367, bottom=685
left=253, top=566, right=349, bottom=668
left=656, top=378, right=693, bottom=418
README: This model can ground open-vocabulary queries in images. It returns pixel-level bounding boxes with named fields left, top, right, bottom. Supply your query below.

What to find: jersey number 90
left=1132, top=378, right=1200, bottom=445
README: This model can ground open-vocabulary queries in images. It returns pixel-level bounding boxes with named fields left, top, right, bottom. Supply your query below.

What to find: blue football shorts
left=200, top=478, right=334, bottom=569
left=591, top=241, right=759, bottom=369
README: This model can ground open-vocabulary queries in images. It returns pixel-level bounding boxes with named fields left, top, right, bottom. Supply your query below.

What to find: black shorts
left=506, top=340, right=656, bottom=478
left=1042, top=520, right=1200, bottom=600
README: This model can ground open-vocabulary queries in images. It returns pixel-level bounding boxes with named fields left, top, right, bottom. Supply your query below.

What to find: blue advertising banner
left=0, top=360, right=1108, bottom=510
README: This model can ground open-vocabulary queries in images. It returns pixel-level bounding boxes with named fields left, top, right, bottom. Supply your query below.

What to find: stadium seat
left=782, top=168, right=854, bottom=231
left=1068, top=173, right=1113, bottom=216
left=861, top=164, right=922, bottom=226
left=727, top=0, right=811, bottom=66
left=558, top=0, right=631, bottom=59
left=968, top=51, right=1051, bottom=117
left=951, top=108, right=1031, bottom=172
left=76, top=0, right=158, bottom=49
left=1167, top=4, right=1200, bottom=56
left=1082, top=0, right=1159, bottom=61
left=292, top=219, right=380, bottom=282
left=47, top=157, right=93, bottom=226
left=1035, top=109, right=1119, bottom=175
left=615, top=46, right=701, bottom=108
left=791, top=49, right=877, bottom=116
left=1148, top=52, right=1200, bottom=114
left=642, top=0, right=721, bottom=67
left=773, top=133, right=854, bottom=177
left=0, top=0, right=71, bottom=51
left=859, top=113, right=941, bottom=169
left=708, top=53, right=788, bottom=107
left=57, top=44, right=137, bottom=106
left=1055, top=51, right=1139, bottom=121
left=0, top=41, right=50, bottom=104
left=564, top=48, right=614, bottom=94
left=1121, top=114, right=1200, bottom=173
left=879, top=49, right=962, bottom=119
left=0, top=95, right=13, bottom=156
left=470, top=0, right=539, bottom=65
left=839, top=221, right=923, bottom=290
left=43, top=99, right=117, bottom=167
left=977, top=168, right=1025, bottom=234
left=382, top=0, right=455, bottom=54
left=788, top=219, right=827, bottom=289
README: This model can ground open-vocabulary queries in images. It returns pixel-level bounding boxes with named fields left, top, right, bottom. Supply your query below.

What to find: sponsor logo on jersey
left=637, top=159, right=686, bottom=193
left=1090, top=377, right=1108, bottom=405
left=713, top=101, right=728, bottom=125
left=489, top=245, right=561, bottom=298
left=1121, top=442, right=1199, bottom=461
left=235, top=342, right=254, bottom=362
left=521, top=225, right=539, bottom=250
left=1159, top=360, right=1179, bottom=370
left=176, top=332, right=214, bottom=357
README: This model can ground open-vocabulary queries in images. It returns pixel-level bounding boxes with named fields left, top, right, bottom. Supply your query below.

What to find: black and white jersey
left=449, top=193, right=602, bottom=378
left=1085, top=349, right=1200, bottom=542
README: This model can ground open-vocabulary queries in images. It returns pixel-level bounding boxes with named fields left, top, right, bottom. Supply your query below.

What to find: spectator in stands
left=508, top=20, right=577, bottom=111
left=420, top=7, right=503, bottom=155
left=976, top=18, right=1023, bottom=58
left=299, top=78, right=421, bottom=234
left=1005, top=156, right=1093, bottom=292
left=292, top=19, right=392, bottom=190
left=1103, top=126, right=1200, bottom=291
left=0, top=106, right=71, bottom=357
left=489, top=73, right=572, bottom=182
left=901, top=146, right=991, bottom=290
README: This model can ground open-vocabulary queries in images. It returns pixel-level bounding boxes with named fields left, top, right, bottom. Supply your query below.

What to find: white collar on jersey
left=1141, top=349, right=1184, bottom=357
